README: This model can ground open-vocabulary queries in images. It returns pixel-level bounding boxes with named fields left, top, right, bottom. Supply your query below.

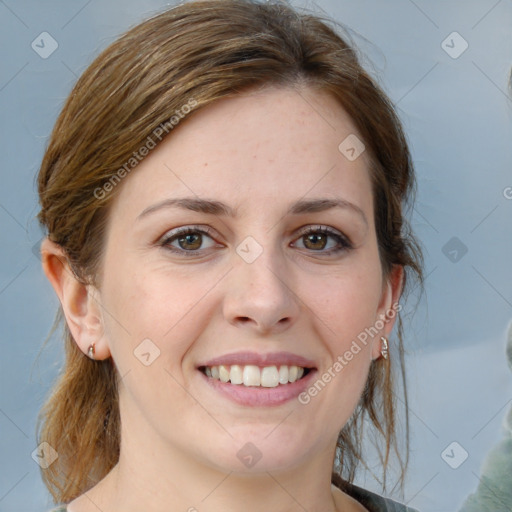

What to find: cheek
left=99, top=271, right=206, bottom=423
left=100, top=262, right=218, bottom=371
left=300, top=257, right=382, bottom=407
left=309, top=265, right=382, bottom=349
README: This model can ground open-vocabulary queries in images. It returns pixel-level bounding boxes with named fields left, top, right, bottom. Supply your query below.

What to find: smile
left=201, top=364, right=310, bottom=387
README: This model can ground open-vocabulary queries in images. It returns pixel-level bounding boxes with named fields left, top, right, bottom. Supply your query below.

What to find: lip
left=200, top=367, right=317, bottom=407
left=198, top=351, right=317, bottom=369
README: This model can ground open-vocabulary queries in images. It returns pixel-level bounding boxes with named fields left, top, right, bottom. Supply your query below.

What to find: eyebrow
left=137, top=197, right=368, bottom=226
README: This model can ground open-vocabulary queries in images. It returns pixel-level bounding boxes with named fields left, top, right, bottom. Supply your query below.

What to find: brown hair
left=36, top=0, right=423, bottom=504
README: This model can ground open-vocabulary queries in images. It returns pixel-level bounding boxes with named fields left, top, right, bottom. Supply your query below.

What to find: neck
left=107, top=445, right=340, bottom=512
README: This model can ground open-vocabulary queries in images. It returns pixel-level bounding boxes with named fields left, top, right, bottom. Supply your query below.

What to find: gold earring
left=87, top=343, right=96, bottom=360
left=380, top=336, right=388, bottom=360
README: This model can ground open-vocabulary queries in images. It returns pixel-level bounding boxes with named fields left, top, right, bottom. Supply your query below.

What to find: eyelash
left=159, top=225, right=353, bottom=257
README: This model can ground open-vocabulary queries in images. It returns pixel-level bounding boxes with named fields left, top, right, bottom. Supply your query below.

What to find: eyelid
left=160, top=224, right=216, bottom=239
left=296, top=224, right=349, bottom=239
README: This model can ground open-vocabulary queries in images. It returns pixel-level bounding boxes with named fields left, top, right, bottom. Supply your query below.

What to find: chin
left=198, top=425, right=321, bottom=475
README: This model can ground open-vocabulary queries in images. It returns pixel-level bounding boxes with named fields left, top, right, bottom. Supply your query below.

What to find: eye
left=293, top=225, right=352, bottom=254
left=158, top=224, right=352, bottom=257
left=159, top=226, right=219, bottom=255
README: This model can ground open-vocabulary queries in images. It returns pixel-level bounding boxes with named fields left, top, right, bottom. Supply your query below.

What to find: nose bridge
left=222, top=233, right=299, bottom=332
left=235, top=234, right=290, bottom=300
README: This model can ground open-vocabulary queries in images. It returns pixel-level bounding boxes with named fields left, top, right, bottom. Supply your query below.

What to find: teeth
left=278, top=365, right=289, bottom=384
left=230, top=364, right=243, bottom=385
left=243, top=365, right=260, bottom=386
left=203, top=364, right=308, bottom=386
left=261, top=366, right=279, bottom=388
left=219, top=365, right=230, bottom=383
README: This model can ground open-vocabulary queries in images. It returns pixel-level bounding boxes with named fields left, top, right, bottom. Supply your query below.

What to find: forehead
left=108, top=85, right=373, bottom=222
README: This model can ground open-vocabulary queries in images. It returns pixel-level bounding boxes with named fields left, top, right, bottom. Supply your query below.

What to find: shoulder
left=332, top=473, right=420, bottom=512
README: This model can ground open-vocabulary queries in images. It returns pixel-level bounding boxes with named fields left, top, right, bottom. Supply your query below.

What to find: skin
left=42, top=85, right=403, bottom=512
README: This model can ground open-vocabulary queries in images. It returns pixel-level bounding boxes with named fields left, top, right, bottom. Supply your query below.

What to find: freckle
left=204, top=162, right=208, bottom=167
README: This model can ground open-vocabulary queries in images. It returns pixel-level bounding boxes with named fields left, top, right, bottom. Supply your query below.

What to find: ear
left=371, top=264, right=404, bottom=360
left=40, top=238, right=111, bottom=360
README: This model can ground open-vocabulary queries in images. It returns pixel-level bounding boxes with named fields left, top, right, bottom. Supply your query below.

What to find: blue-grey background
left=1, top=1, right=511, bottom=511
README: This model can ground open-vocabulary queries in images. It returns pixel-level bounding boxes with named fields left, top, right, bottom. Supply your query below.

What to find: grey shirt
left=333, top=474, right=420, bottom=512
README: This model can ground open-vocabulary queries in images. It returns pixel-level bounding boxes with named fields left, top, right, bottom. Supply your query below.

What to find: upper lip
left=199, top=351, right=317, bottom=368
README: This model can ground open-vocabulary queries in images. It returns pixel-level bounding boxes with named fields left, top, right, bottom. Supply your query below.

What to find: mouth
left=199, top=364, right=312, bottom=387
left=196, top=351, right=317, bottom=406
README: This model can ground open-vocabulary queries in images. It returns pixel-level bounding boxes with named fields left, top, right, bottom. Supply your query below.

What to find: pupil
left=179, top=233, right=201, bottom=250
left=306, top=233, right=326, bottom=250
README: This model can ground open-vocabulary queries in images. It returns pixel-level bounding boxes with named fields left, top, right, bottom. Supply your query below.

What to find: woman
left=36, top=1, right=423, bottom=510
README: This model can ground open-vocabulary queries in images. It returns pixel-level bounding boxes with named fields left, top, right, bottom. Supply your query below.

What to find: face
left=94, top=86, right=399, bottom=475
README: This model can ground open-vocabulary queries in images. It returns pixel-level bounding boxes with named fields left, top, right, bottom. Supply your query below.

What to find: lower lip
left=199, top=370, right=317, bottom=407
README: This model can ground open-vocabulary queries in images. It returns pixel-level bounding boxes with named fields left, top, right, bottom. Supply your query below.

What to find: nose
left=222, top=243, right=300, bottom=336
